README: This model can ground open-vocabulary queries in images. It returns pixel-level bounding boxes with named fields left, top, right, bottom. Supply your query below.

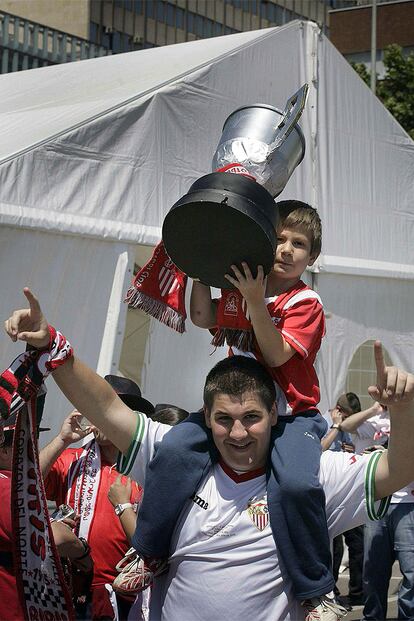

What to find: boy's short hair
left=275, top=200, right=322, bottom=257
left=203, top=356, right=276, bottom=412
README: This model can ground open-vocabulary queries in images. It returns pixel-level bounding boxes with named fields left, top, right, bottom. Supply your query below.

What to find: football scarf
left=125, top=165, right=255, bottom=335
left=212, top=289, right=255, bottom=352
left=12, top=397, right=75, bottom=621
left=68, top=439, right=102, bottom=541
left=0, top=328, right=74, bottom=620
left=125, top=241, right=188, bottom=333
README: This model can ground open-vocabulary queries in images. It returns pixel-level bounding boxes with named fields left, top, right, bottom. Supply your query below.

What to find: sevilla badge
left=247, top=495, right=269, bottom=531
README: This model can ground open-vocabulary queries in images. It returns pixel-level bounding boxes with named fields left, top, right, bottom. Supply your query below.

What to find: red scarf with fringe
left=125, top=164, right=256, bottom=335
left=125, top=241, right=187, bottom=333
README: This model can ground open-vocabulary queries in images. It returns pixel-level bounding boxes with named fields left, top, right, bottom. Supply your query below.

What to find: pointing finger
left=23, top=287, right=41, bottom=313
left=374, top=341, right=387, bottom=393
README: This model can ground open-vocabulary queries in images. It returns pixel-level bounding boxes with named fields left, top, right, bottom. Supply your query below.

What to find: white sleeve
left=353, top=420, right=378, bottom=440
left=320, top=450, right=391, bottom=539
left=116, top=411, right=172, bottom=485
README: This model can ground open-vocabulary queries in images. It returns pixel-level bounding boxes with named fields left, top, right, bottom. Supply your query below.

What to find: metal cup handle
left=268, top=83, right=309, bottom=153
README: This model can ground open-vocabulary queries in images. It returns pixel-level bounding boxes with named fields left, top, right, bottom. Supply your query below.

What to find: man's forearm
left=52, top=357, right=137, bottom=456
left=375, top=402, right=414, bottom=499
left=340, top=404, right=379, bottom=433
left=40, top=435, right=70, bottom=478
left=190, top=282, right=216, bottom=328
left=321, top=428, right=340, bottom=452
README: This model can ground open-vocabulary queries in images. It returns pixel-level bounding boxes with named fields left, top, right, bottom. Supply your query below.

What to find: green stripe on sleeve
left=365, top=450, right=391, bottom=521
left=116, top=412, right=146, bottom=476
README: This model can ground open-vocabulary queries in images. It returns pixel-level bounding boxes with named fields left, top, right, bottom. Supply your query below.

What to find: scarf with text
left=67, top=439, right=102, bottom=541
left=1, top=328, right=74, bottom=620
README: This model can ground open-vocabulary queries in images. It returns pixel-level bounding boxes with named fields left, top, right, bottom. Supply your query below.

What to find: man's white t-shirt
left=351, top=409, right=390, bottom=454
left=118, top=414, right=390, bottom=621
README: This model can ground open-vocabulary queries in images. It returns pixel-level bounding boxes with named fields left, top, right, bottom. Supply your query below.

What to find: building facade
left=0, top=0, right=331, bottom=73
left=329, top=0, right=414, bottom=74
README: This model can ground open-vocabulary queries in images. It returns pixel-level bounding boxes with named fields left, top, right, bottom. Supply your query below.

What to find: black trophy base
left=162, top=172, right=278, bottom=290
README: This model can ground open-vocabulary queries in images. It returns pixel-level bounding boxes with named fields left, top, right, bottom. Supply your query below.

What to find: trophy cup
left=162, top=84, right=308, bottom=289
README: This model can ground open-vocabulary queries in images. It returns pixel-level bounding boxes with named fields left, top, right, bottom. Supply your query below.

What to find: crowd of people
left=0, top=199, right=413, bottom=621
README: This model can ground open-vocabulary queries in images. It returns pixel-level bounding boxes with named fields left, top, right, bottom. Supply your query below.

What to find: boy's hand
left=369, top=341, right=414, bottom=406
left=4, top=288, right=50, bottom=349
left=224, top=263, right=266, bottom=306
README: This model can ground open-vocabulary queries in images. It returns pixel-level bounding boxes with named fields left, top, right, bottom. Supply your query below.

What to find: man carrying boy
left=4, top=289, right=414, bottom=621
left=126, top=201, right=341, bottom=619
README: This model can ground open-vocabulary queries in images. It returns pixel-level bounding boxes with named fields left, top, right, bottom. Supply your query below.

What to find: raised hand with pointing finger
left=5, top=287, right=50, bottom=349
left=368, top=341, right=414, bottom=406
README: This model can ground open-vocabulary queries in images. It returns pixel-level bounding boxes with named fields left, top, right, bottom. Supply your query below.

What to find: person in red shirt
left=41, top=375, right=154, bottom=620
left=0, top=410, right=93, bottom=621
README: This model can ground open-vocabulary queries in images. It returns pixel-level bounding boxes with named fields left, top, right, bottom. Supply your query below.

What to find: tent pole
left=370, top=0, right=377, bottom=93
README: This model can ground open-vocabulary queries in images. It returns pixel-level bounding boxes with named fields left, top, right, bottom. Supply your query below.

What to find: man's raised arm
left=370, top=341, right=414, bottom=500
left=4, top=288, right=137, bottom=455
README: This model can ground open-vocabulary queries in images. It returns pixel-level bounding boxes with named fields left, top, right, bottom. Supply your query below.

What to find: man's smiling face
left=204, top=392, right=277, bottom=472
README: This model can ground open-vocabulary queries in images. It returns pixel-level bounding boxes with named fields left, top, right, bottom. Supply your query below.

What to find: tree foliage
left=351, top=44, right=414, bottom=140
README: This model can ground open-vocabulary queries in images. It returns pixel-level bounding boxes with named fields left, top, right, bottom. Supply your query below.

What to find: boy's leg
left=267, top=412, right=334, bottom=600
left=132, top=411, right=215, bottom=558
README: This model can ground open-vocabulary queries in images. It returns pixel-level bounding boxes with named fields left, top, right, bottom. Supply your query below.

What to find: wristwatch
left=114, top=502, right=133, bottom=516
left=330, top=423, right=341, bottom=430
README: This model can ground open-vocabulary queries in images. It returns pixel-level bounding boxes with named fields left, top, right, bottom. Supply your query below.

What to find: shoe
left=346, top=595, right=365, bottom=607
left=302, top=593, right=349, bottom=621
left=113, top=548, right=168, bottom=595
left=336, top=595, right=353, bottom=612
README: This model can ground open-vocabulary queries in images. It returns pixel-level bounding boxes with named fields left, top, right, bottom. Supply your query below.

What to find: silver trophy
left=162, top=85, right=309, bottom=289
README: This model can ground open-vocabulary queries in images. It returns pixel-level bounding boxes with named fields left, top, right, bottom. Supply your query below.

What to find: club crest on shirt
left=247, top=495, right=269, bottom=531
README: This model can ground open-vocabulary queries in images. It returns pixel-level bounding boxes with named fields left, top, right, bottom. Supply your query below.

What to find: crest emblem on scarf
left=224, top=293, right=238, bottom=316
left=247, top=495, right=269, bottom=531
left=159, top=264, right=180, bottom=298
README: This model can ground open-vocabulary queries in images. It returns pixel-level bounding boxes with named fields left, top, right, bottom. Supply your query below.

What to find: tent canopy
left=0, top=20, right=413, bottom=442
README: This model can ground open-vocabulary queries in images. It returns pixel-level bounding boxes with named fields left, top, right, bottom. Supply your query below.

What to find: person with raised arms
left=4, top=288, right=414, bottom=621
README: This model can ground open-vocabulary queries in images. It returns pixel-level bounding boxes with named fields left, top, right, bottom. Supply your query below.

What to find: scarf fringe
left=126, top=287, right=186, bottom=334
left=211, top=327, right=254, bottom=352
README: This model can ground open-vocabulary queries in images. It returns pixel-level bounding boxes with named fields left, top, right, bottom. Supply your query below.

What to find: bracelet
left=75, top=537, right=91, bottom=561
left=330, top=423, right=341, bottom=430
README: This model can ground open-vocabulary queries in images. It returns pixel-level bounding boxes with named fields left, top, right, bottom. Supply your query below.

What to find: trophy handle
left=268, top=83, right=309, bottom=153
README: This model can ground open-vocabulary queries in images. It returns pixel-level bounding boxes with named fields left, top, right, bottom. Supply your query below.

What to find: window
left=134, top=0, right=143, bottom=14
left=176, top=7, right=184, bottom=29
left=157, top=1, right=166, bottom=22
left=167, top=3, right=175, bottom=26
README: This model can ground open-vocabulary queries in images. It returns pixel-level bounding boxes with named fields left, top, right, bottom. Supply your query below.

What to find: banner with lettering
left=11, top=397, right=75, bottom=621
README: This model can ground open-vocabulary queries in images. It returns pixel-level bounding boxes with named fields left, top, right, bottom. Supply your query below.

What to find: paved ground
left=337, top=560, right=402, bottom=620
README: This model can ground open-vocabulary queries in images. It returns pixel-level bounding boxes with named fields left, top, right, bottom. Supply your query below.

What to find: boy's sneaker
left=302, top=593, right=349, bottom=621
left=113, top=548, right=168, bottom=595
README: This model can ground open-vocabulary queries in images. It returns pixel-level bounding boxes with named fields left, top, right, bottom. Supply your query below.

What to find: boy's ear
left=308, top=252, right=319, bottom=267
left=204, top=406, right=212, bottom=429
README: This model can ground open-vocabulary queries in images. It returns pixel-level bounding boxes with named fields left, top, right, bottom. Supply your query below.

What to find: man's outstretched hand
left=369, top=341, right=414, bottom=406
left=4, top=288, right=50, bottom=349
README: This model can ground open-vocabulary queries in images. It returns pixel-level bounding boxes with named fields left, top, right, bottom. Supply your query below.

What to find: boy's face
left=204, top=391, right=277, bottom=472
left=273, top=226, right=317, bottom=283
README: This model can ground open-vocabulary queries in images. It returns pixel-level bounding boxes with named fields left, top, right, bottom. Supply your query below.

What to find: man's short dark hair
left=203, top=356, right=276, bottom=412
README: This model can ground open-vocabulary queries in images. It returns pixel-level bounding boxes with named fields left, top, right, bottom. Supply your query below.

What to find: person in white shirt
left=4, top=288, right=414, bottom=621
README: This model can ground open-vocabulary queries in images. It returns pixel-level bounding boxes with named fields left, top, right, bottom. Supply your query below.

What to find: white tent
left=0, top=20, right=413, bottom=442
